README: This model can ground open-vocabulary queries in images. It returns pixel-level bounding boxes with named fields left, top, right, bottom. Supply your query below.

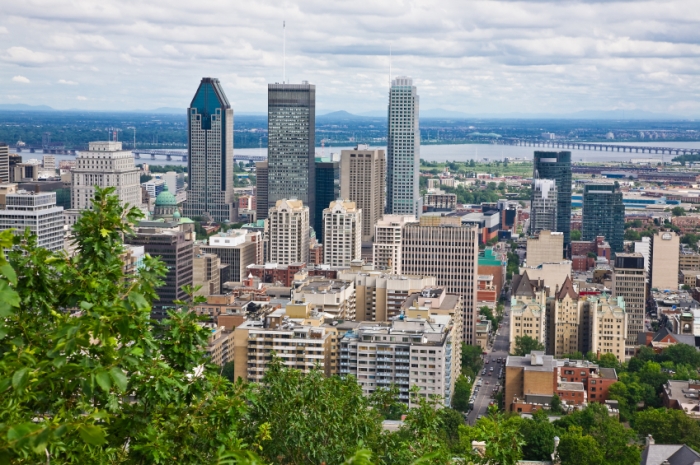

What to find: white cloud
left=12, top=75, right=30, bottom=83
left=0, top=27, right=8, bottom=34
left=4, top=47, right=54, bottom=66
left=76, top=96, right=87, bottom=101
left=58, top=79, right=77, bottom=85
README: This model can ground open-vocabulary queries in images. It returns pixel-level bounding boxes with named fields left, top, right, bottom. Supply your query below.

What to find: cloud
left=0, top=27, right=8, bottom=34
left=58, top=79, right=77, bottom=85
left=4, top=47, right=54, bottom=66
left=76, top=96, right=87, bottom=101
left=12, top=75, right=30, bottom=83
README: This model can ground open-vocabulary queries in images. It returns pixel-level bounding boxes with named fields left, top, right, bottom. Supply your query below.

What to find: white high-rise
left=323, top=200, right=362, bottom=267
left=373, top=214, right=416, bottom=273
left=0, top=191, right=64, bottom=251
left=386, top=77, right=421, bottom=217
left=268, top=199, right=310, bottom=265
left=530, top=179, right=557, bottom=235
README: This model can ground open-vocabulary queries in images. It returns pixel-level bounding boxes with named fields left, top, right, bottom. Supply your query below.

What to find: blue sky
left=2, top=0, right=700, bottom=115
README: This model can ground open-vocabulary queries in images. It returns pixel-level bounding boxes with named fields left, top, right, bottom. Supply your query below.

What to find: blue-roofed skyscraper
left=183, top=77, right=234, bottom=222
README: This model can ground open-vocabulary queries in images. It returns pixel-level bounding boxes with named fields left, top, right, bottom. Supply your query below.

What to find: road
left=466, top=307, right=511, bottom=425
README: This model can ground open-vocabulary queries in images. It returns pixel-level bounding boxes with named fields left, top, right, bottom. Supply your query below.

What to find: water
left=32, top=141, right=700, bottom=167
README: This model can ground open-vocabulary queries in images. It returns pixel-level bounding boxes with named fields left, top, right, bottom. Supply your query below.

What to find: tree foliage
left=512, top=335, right=545, bottom=356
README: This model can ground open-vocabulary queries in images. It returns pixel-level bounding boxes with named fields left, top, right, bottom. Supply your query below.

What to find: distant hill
left=0, top=103, right=54, bottom=111
left=421, top=108, right=471, bottom=118
left=318, top=110, right=368, bottom=120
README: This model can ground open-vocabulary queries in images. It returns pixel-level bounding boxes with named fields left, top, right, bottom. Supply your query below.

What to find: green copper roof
left=478, top=247, right=503, bottom=267
left=155, top=183, right=178, bottom=207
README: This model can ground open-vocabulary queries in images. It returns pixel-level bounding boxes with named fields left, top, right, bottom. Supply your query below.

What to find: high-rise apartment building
left=533, top=151, right=571, bottom=245
left=314, top=158, right=340, bottom=243
left=582, top=184, right=624, bottom=253
left=386, top=77, right=421, bottom=217
left=323, top=200, right=362, bottom=267
left=267, top=83, right=316, bottom=225
left=549, top=276, right=583, bottom=357
left=373, top=214, right=415, bottom=274
left=0, top=143, right=9, bottom=183
left=530, top=179, right=557, bottom=235
left=255, top=161, right=269, bottom=221
left=184, top=78, right=235, bottom=222
left=589, top=295, right=628, bottom=363
left=401, top=216, right=478, bottom=343
left=0, top=190, right=64, bottom=252
left=200, top=230, right=262, bottom=283
left=292, top=277, right=357, bottom=320
left=70, top=141, right=141, bottom=211
left=340, top=145, right=386, bottom=244
left=612, top=252, right=646, bottom=345
left=510, top=272, right=548, bottom=350
left=268, top=199, right=310, bottom=265
left=651, top=231, right=680, bottom=291
left=526, top=230, right=564, bottom=267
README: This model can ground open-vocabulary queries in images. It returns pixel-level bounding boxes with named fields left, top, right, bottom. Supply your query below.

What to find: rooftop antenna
left=283, top=21, right=286, bottom=84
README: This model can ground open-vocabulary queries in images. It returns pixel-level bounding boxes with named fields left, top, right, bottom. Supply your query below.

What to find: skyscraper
left=267, top=83, right=316, bottom=225
left=0, top=143, right=9, bottom=183
left=255, top=161, right=269, bottom=221
left=530, top=179, right=557, bottom=235
left=582, top=183, right=624, bottom=253
left=651, top=230, right=680, bottom=291
left=340, top=145, right=386, bottom=244
left=612, top=252, right=646, bottom=346
left=323, top=200, right=362, bottom=267
left=314, top=158, right=339, bottom=243
left=386, top=77, right=421, bottom=217
left=268, top=199, right=310, bottom=265
left=183, top=77, right=234, bottom=223
left=533, top=151, right=571, bottom=245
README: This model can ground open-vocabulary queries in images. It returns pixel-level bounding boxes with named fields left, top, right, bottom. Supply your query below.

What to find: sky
left=1, top=0, right=700, bottom=115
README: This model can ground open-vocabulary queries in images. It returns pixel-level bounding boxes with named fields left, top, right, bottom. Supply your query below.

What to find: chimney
left=646, top=434, right=655, bottom=446
left=551, top=436, right=560, bottom=464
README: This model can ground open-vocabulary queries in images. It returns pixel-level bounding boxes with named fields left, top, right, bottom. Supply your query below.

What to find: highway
left=466, top=306, right=511, bottom=425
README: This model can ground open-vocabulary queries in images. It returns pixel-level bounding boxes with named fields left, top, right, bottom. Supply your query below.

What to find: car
left=482, top=370, right=486, bottom=375
left=477, top=415, right=483, bottom=420
left=485, top=380, right=490, bottom=385
left=485, top=359, right=489, bottom=364
left=490, top=367, right=494, bottom=371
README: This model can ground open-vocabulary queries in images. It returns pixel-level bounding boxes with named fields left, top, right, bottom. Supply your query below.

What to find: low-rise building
left=293, top=277, right=357, bottom=320
left=662, top=380, right=700, bottom=419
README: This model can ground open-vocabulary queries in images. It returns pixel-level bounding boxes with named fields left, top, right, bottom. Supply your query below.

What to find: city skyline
left=2, top=1, right=700, bottom=116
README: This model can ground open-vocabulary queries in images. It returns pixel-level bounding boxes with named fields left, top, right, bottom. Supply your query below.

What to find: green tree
left=461, top=343, right=484, bottom=375
left=550, top=393, right=563, bottom=414
left=453, top=375, right=472, bottom=412
left=557, top=426, right=604, bottom=465
left=672, top=206, right=686, bottom=216
left=571, top=229, right=582, bottom=241
left=221, top=361, right=235, bottom=382
left=520, top=409, right=557, bottom=461
left=634, top=408, right=700, bottom=452
left=512, top=335, right=545, bottom=356
left=470, top=407, right=525, bottom=465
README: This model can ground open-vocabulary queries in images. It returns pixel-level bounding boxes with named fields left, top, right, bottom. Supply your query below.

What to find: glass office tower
left=582, top=183, right=625, bottom=253
left=314, top=158, right=340, bottom=244
left=533, top=151, right=572, bottom=245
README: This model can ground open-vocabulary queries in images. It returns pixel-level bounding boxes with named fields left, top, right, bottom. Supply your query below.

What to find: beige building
left=526, top=230, right=564, bottom=268
left=589, top=295, right=628, bottom=363
left=681, top=269, right=700, bottom=288
left=680, top=251, right=700, bottom=271
left=401, top=215, right=479, bottom=344
left=373, top=214, right=415, bottom=274
left=338, top=268, right=436, bottom=321
left=401, top=287, right=464, bottom=346
left=510, top=273, right=549, bottom=350
left=292, top=277, right=357, bottom=320
left=519, top=261, right=572, bottom=292
left=550, top=276, right=584, bottom=358
left=268, top=199, right=310, bottom=265
left=340, top=145, right=385, bottom=244
left=475, top=318, right=492, bottom=351
left=200, top=230, right=263, bottom=283
left=612, top=253, right=647, bottom=345
left=323, top=199, right=362, bottom=267
left=202, top=323, right=232, bottom=366
left=651, top=231, right=680, bottom=291
left=193, top=250, right=221, bottom=297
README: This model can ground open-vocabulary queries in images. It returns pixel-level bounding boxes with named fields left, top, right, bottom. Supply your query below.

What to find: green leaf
left=0, top=263, right=17, bottom=285
left=96, top=370, right=112, bottom=392
left=79, top=425, right=106, bottom=446
left=12, top=368, right=28, bottom=390
left=110, top=367, right=128, bottom=392
left=52, top=356, right=67, bottom=368
left=100, top=228, right=110, bottom=238
left=127, top=292, right=149, bottom=309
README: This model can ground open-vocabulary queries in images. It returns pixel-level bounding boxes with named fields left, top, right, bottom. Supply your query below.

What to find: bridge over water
left=496, top=139, right=700, bottom=156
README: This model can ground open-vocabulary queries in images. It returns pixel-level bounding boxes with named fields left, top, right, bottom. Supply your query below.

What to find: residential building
left=477, top=275, right=498, bottom=306
left=315, top=158, right=340, bottom=243
left=589, top=295, right=628, bottom=363
left=424, top=191, right=457, bottom=211
left=478, top=247, right=506, bottom=299
left=323, top=199, right=362, bottom=267
left=680, top=250, right=700, bottom=272
left=549, top=276, right=583, bottom=357
left=582, top=183, right=624, bottom=253
left=402, top=216, right=479, bottom=343
left=267, top=82, right=316, bottom=225
left=386, top=76, right=421, bottom=217
left=612, top=252, right=647, bottom=345
left=475, top=318, right=491, bottom=351
left=339, top=268, right=436, bottom=321
left=373, top=214, right=415, bottom=274
left=640, top=440, right=700, bottom=465
left=340, top=145, right=386, bottom=244
left=519, top=261, right=572, bottom=292
left=651, top=231, right=680, bottom=291
left=255, top=161, right=269, bottom=220
left=401, top=287, right=464, bottom=346
left=193, top=250, right=221, bottom=297
left=200, top=230, right=262, bottom=283
left=530, top=179, right=557, bottom=235
left=634, top=236, right=651, bottom=273
left=183, top=77, right=235, bottom=222
left=533, top=151, right=572, bottom=245
left=42, top=154, right=56, bottom=172
left=0, top=190, right=64, bottom=252
left=662, top=380, right=700, bottom=419
left=526, top=230, right=564, bottom=268
left=0, top=143, right=9, bottom=183
left=571, top=236, right=611, bottom=272
left=202, top=323, right=232, bottom=366
left=293, top=277, right=357, bottom=320
left=510, top=272, right=549, bottom=350
left=268, top=199, right=310, bottom=265
left=247, top=262, right=307, bottom=286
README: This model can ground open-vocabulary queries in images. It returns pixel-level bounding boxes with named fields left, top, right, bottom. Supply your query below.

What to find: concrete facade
left=340, top=145, right=385, bottom=244
left=651, top=230, right=680, bottom=291
left=373, top=214, right=415, bottom=274
left=526, top=230, right=564, bottom=268
left=323, top=199, right=362, bottom=267
left=268, top=199, right=310, bottom=265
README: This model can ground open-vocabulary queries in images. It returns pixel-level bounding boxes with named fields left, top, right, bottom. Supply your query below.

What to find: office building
left=142, top=179, right=166, bottom=201
left=268, top=199, right=310, bottom=265
left=42, top=155, right=56, bottom=172
left=183, top=77, right=235, bottom=222
left=70, top=141, right=141, bottom=211
left=373, top=214, right=415, bottom=274
left=193, top=250, right=221, bottom=297
left=267, top=83, right=316, bottom=225
left=0, top=190, right=64, bottom=252
left=255, top=161, right=269, bottom=221
left=526, top=230, right=564, bottom=267
left=582, top=184, right=624, bottom=253
left=340, top=145, right=386, bottom=244
left=8, top=154, right=22, bottom=183
left=634, top=237, right=651, bottom=273
left=401, top=216, right=478, bottom=343
left=510, top=272, right=549, bottom=350
left=612, top=252, right=647, bottom=345
left=162, top=171, right=185, bottom=194
left=323, top=199, right=362, bottom=267
left=680, top=250, right=700, bottom=271
left=589, top=295, right=628, bottom=363
left=533, top=151, right=571, bottom=245
left=0, top=143, right=9, bottom=183
left=315, top=158, right=340, bottom=243
left=17, top=181, right=70, bottom=210
left=530, top=179, right=557, bottom=235
left=386, top=77, right=421, bottom=217
left=651, top=231, right=680, bottom=291
left=200, top=230, right=262, bottom=283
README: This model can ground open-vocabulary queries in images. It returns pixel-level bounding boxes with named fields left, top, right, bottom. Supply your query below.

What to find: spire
left=557, top=275, right=578, bottom=300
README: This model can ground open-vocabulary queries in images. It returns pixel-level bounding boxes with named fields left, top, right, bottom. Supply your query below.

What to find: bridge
left=131, top=150, right=267, bottom=163
left=11, top=145, right=77, bottom=155
left=496, top=139, right=700, bottom=156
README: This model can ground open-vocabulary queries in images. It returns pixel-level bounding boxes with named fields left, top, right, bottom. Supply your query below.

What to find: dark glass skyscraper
left=582, top=183, right=624, bottom=253
left=267, top=82, right=316, bottom=225
left=184, top=78, right=234, bottom=222
left=533, top=151, right=572, bottom=245
left=314, top=159, right=339, bottom=244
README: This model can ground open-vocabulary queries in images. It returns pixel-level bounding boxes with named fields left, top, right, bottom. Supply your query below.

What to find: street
left=466, top=308, right=511, bottom=425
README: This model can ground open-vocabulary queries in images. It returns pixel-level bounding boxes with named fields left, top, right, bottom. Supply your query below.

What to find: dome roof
left=173, top=210, right=181, bottom=219
left=155, top=183, right=178, bottom=207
